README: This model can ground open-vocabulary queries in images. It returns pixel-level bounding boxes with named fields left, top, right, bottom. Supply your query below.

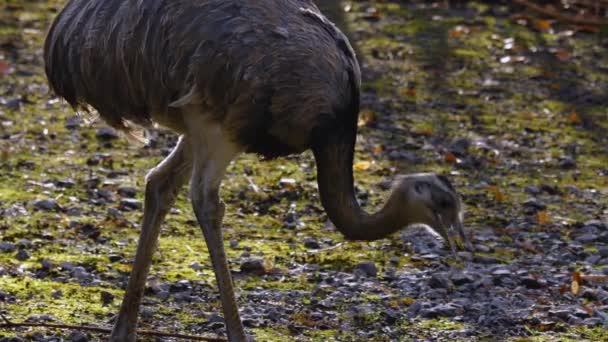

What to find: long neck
left=312, top=124, right=405, bottom=241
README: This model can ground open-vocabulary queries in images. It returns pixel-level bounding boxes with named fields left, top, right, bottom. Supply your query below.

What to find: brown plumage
left=44, top=1, right=471, bottom=341
left=44, top=0, right=359, bottom=158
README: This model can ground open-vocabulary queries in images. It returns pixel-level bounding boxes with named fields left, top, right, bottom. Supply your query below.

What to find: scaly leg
left=188, top=122, right=246, bottom=342
left=110, top=136, right=192, bottom=342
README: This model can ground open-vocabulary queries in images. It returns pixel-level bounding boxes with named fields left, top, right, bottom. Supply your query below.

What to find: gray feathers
left=44, top=0, right=361, bottom=158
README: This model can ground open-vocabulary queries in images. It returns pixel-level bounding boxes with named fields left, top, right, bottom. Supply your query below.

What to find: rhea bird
left=44, top=0, right=472, bottom=341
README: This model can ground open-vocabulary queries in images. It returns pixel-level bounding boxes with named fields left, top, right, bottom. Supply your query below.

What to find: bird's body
left=45, top=0, right=359, bottom=158
left=44, top=1, right=470, bottom=341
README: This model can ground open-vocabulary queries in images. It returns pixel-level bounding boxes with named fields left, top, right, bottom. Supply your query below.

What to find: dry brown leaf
left=358, top=109, right=376, bottom=127
left=533, top=19, right=552, bottom=32
left=0, top=60, right=9, bottom=76
left=444, top=152, right=457, bottom=164
left=571, top=271, right=582, bottom=295
left=353, top=161, right=372, bottom=171
left=568, top=111, right=581, bottom=124
left=536, top=210, right=550, bottom=225
left=488, top=186, right=505, bottom=202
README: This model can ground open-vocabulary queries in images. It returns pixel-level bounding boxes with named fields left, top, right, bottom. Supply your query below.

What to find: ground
left=1, top=1, right=608, bottom=341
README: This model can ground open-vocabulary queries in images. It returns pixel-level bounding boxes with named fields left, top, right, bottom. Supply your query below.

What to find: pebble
left=72, top=266, right=89, bottom=279
left=240, top=258, right=266, bottom=275
left=108, top=254, right=122, bottom=262
left=96, top=127, right=119, bottom=140
left=33, top=198, right=59, bottom=211
left=451, top=272, right=476, bottom=286
left=117, top=186, right=138, bottom=198
left=60, top=261, right=75, bottom=271
left=68, top=331, right=88, bottom=342
left=429, top=273, right=453, bottom=289
left=15, top=249, right=30, bottom=261
left=355, top=261, right=377, bottom=277
left=120, top=198, right=142, bottom=211
left=100, top=291, right=114, bottom=306
left=0, top=242, right=15, bottom=253
left=520, top=276, right=543, bottom=289
left=422, top=303, right=460, bottom=318
left=303, top=237, right=320, bottom=249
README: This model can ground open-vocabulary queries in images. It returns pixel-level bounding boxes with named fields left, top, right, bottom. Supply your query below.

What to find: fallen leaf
left=444, top=152, right=457, bottom=164
left=571, top=271, right=582, bottom=295
left=568, top=111, right=581, bottom=124
left=571, top=279, right=580, bottom=295
left=358, top=109, right=376, bottom=127
left=520, top=112, right=535, bottom=120
left=371, top=145, right=383, bottom=153
left=536, top=210, right=550, bottom=225
left=0, top=60, right=9, bottom=76
left=488, top=185, right=505, bottom=202
left=353, top=161, right=372, bottom=171
left=533, top=19, right=552, bottom=32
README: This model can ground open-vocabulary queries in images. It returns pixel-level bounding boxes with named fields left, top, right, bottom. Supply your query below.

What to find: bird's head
left=392, top=173, right=473, bottom=254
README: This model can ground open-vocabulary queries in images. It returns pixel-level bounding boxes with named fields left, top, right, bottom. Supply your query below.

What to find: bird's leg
left=189, top=129, right=245, bottom=342
left=110, top=136, right=192, bottom=342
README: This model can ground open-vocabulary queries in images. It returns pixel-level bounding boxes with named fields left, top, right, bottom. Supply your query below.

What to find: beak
left=437, top=214, right=458, bottom=257
left=437, top=214, right=474, bottom=256
left=453, top=220, right=474, bottom=252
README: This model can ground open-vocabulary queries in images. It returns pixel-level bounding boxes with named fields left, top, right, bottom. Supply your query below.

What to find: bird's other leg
left=110, top=136, right=192, bottom=342
left=188, top=124, right=246, bottom=342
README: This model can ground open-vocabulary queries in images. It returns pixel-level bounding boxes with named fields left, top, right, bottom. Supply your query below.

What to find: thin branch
left=0, top=315, right=226, bottom=342
left=512, top=0, right=608, bottom=26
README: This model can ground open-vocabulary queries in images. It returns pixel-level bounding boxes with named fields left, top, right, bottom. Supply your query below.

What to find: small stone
left=520, top=276, right=543, bottom=289
left=56, top=179, right=76, bottom=188
left=575, top=233, right=598, bottom=243
left=68, top=331, right=88, bottom=342
left=452, top=272, right=476, bottom=286
left=100, top=291, right=114, bottom=306
left=0, top=242, right=15, bottom=253
left=422, top=303, right=460, bottom=318
left=229, top=239, right=239, bottom=248
left=117, top=186, right=137, bottom=198
left=448, top=137, right=471, bottom=156
left=33, top=199, right=59, bottom=211
left=355, top=261, right=377, bottom=277
left=108, top=254, right=122, bottom=262
left=598, top=247, right=608, bottom=258
left=559, top=156, right=576, bottom=169
left=72, top=266, right=88, bottom=279
left=303, top=237, right=320, bottom=249
left=51, top=290, right=62, bottom=299
left=40, top=259, right=53, bottom=270
left=522, top=198, right=546, bottom=213
left=60, top=261, right=75, bottom=271
left=15, top=249, right=30, bottom=261
left=429, top=273, right=453, bottom=289
left=64, top=116, right=82, bottom=130
left=120, top=198, right=142, bottom=211
left=96, top=127, right=119, bottom=140
left=190, top=262, right=204, bottom=271
left=240, top=258, right=266, bottom=275
left=141, top=307, right=156, bottom=318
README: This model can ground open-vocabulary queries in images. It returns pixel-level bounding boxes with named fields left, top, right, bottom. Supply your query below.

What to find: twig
left=0, top=314, right=226, bottom=342
left=512, top=0, right=608, bottom=26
